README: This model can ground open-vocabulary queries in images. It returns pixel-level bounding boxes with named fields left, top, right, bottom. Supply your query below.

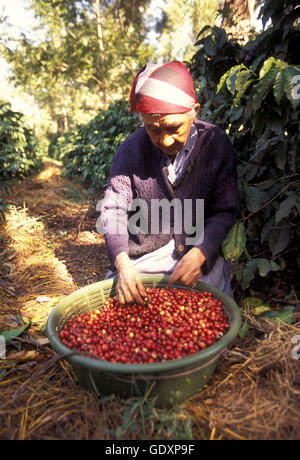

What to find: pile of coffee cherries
left=59, top=287, right=229, bottom=364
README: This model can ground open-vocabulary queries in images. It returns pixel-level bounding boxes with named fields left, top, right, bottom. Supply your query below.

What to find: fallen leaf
left=5, top=350, right=40, bottom=361
left=239, top=321, right=249, bottom=339
left=0, top=321, right=31, bottom=344
left=242, top=297, right=271, bottom=316
left=33, top=338, right=50, bottom=346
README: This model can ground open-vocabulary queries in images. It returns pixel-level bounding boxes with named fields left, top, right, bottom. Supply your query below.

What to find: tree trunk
left=222, top=0, right=255, bottom=43
left=94, top=0, right=107, bottom=107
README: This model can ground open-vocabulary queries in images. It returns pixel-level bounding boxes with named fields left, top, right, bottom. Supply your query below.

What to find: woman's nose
left=160, top=133, right=174, bottom=147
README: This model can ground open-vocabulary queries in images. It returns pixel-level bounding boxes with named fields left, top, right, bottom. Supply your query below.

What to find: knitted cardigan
left=101, top=119, right=239, bottom=275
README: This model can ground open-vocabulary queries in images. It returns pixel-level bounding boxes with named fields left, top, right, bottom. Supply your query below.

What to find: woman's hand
left=169, top=247, right=206, bottom=286
left=115, top=252, right=146, bottom=305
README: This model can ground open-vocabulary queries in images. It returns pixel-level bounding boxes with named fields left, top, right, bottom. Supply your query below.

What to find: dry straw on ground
left=186, top=314, right=300, bottom=440
left=0, top=160, right=299, bottom=440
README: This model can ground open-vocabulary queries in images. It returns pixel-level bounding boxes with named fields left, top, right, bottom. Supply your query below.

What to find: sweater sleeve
left=100, top=142, right=133, bottom=269
left=194, top=128, right=239, bottom=274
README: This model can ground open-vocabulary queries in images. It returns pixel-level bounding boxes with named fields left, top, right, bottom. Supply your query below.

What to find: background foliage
left=189, top=0, right=300, bottom=292
left=1, top=0, right=153, bottom=139
left=152, top=0, right=223, bottom=61
left=0, top=101, right=42, bottom=188
left=49, top=100, right=140, bottom=190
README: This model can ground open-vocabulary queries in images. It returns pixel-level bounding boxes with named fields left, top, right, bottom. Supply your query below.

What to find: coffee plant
left=48, top=100, right=140, bottom=190
left=189, top=0, right=300, bottom=291
left=0, top=101, right=42, bottom=188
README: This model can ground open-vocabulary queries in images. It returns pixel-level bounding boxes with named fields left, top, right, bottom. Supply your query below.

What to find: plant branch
left=271, top=244, right=300, bottom=261
left=242, top=179, right=300, bottom=222
left=249, top=173, right=299, bottom=187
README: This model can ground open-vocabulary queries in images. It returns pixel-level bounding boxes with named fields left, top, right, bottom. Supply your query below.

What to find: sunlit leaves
left=216, top=56, right=300, bottom=113
left=49, top=100, right=140, bottom=190
left=1, top=0, right=154, bottom=135
left=191, top=0, right=300, bottom=293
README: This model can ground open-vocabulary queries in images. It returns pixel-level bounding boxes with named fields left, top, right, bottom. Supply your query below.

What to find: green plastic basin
left=46, top=274, right=241, bottom=407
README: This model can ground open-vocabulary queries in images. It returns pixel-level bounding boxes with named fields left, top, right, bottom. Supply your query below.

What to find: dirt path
left=0, top=158, right=110, bottom=316
left=11, top=158, right=109, bottom=282
left=0, top=159, right=300, bottom=440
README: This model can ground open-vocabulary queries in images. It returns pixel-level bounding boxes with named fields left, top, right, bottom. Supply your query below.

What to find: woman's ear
left=194, top=103, right=200, bottom=114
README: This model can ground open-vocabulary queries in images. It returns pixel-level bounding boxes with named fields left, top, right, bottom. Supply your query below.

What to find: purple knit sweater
left=101, top=119, right=239, bottom=275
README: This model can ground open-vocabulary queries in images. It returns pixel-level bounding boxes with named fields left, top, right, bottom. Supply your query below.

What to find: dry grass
left=186, top=314, right=300, bottom=440
left=0, top=159, right=300, bottom=440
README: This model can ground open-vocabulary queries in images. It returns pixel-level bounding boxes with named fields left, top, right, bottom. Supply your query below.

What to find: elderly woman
left=100, top=61, right=239, bottom=305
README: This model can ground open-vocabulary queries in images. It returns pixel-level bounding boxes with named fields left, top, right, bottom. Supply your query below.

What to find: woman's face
left=142, top=106, right=199, bottom=157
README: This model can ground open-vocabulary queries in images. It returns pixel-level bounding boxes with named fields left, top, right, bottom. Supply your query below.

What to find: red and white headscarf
left=130, top=61, right=198, bottom=114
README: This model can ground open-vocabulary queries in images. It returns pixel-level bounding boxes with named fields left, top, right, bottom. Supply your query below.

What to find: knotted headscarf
left=130, top=61, right=198, bottom=114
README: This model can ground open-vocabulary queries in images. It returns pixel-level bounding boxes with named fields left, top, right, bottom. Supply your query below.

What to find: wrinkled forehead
left=141, top=112, right=190, bottom=126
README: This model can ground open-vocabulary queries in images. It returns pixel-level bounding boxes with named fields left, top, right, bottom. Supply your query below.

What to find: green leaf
left=0, top=321, right=31, bottom=344
left=115, top=398, right=141, bottom=438
left=255, top=60, right=279, bottom=101
left=235, top=261, right=245, bottom=283
left=261, top=307, right=295, bottom=325
left=276, top=307, right=295, bottom=324
left=217, top=70, right=230, bottom=93
left=256, top=258, right=270, bottom=277
left=238, top=321, right=249, bottom=339
left=275, top=194, right=299, bottom=224
left=250, top=53, right=266, bottom=73
left=195, top=25, right=212, bottom=42
left=204, top=37, right=215, bottom=58
left=233, top=78, right=255, bottom=106
left=222, top=221, right=246, bottom=262
left=270, top=260, right=281, bottom=272
left=253, top=135, right=281, bottom=163
left=259, top=57, right=277, bottom=79
left=256, top=258, right=280, bottom=277
left=244, top=185, right=264, bottom=212
left=226, top=65, right=246, bottom=95
left=235, top=69, right=252, bottom=92
left=241, top=259, right=258, bottom=289
left=261, top=216, right=274, bottom=243
left=268, top=226, right=291, bottom=256
left=242, top=297, right=271, bottom=316
left=229, top=106, right=243, bottom=122
left=273, top=68, right=289, bottom=104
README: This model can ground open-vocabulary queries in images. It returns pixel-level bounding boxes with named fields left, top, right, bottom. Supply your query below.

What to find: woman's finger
left=169, top=261, right=187, bottom=284
left=136, top=277, right=146, bottom=299
left=130, top=283, right=145, bottom=305
left=116, top=286, right=126, bottom=304
left=123, top=284, right=135, bottom=304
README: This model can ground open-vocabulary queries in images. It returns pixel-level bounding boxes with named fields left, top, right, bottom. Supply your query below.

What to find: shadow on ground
left=3, top=159, right=110, bottom=290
